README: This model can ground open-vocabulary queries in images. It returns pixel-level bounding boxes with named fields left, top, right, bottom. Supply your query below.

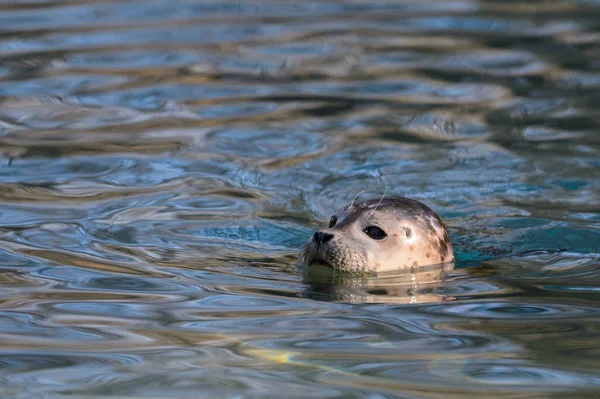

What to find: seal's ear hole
left=405, top=227, right=412, bottom=239
left=364, top=226, right=387, bottom=240
left=328, top=216, right=337, bottom=228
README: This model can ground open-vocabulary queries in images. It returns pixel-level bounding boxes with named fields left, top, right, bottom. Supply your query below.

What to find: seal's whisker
left=350, top=191, right=366, bottom=208
left=374, top=189, right=387, bottom=211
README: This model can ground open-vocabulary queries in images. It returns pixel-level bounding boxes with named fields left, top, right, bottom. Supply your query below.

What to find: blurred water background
left=1, top=0, right=600, bottom=397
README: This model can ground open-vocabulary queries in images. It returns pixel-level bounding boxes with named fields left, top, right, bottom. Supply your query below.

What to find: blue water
left=1, top=0, right=600, bottom=397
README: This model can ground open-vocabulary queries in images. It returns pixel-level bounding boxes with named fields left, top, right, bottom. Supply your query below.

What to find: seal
left=299, top=196, right=453, bottom=274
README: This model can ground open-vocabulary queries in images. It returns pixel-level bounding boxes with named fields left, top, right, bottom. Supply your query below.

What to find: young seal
left=299, top=196, right=453, bottom=274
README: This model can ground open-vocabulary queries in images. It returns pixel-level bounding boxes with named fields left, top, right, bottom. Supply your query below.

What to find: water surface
left=1, top=0, right=600, bottom=397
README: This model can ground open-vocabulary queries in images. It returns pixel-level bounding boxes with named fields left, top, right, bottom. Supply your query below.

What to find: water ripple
left=1, top=0, right=600, bottom=397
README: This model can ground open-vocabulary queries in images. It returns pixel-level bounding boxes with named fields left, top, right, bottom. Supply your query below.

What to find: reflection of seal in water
left=303, top=263, right=454, bottom=304
left=299, top=196, right=454, bottom=274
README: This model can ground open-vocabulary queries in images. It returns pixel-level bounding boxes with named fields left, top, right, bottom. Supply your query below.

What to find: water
left=1, top=0, right=600, bottom=397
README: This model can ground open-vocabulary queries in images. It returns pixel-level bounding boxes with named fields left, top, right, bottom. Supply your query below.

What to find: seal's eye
left=328, top=216, right=337, bottom=228
left=364, top=226, right=387, bottom=240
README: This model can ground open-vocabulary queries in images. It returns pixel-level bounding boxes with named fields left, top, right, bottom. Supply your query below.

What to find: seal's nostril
left=313, top=232, right=321, bottom=243
left=313, top=231, right=334, bottom=244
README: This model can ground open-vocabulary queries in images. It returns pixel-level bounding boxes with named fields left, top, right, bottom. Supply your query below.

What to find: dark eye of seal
left=328, top=216, right=337, bottom=228
left=364, top=226, right=387, bottom=240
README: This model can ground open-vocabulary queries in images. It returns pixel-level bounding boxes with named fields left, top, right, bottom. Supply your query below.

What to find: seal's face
left=299, top=197, right=454, bottom=274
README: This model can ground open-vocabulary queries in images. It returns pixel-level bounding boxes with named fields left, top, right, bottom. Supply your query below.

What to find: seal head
left=299, top=196, right=453, bottom=274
